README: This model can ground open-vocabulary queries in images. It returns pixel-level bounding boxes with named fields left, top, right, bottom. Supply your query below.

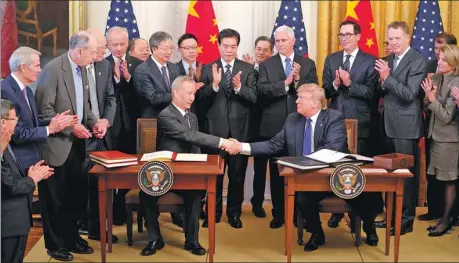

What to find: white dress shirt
left=333, top=48, right=359, bottom=90
left=181, top=60, right=197, bottom=76
left=393, top=46, right=410, bottom=70
left=241, top=110, right=321, bottom=155
left=151, top=56, right=170, bottom=82
left=213, top=58, right=238, bottom=93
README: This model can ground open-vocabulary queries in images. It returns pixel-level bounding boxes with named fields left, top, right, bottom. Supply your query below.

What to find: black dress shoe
left=428, top=224, right=453, bottom=237
left=418, top=213, right=440, bottom=221
left=67, top=242, right=94, bottom=254
left=171, top=212, right=184, bottom=228
left=304, top=232, right=325, bottom=251
left=374, top=219, right=387, bottom=228
left=228, top=216, right=243, bottom=229
left=390, top=226, right=413, bottom=236
left=269, top=218, right=284, bottom=229
left=78, top=228, right=89, bottom=236
left=141, top=239, right=165, bottom=256
left=47, top=248, right=74, bottom=261
left=252, top=206, right=267, bottom=218
left=327, top=214, right=342, bottom=228
left=184, top=242, right=206, bottom=255
left=88, top=233, right=119, bottom=243
left=365, top=233, right=379, bottom=246
left=76, top=235, right=88, bottom=246
left=201, top=217, right=221, bottom=228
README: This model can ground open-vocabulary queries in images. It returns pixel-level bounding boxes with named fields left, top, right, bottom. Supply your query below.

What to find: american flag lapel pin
left=98, top=72, right=101, bottom=76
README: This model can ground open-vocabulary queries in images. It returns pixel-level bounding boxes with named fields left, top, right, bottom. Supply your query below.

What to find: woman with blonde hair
left=421, top=44, right=459, bottom=236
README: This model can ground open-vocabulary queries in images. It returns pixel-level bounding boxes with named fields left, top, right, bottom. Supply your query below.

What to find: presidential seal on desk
left=330, top=164, right=366, bottom=199
left=138, top=161, right=174, bottom=196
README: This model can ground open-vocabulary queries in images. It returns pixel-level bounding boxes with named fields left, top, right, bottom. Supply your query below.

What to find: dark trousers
left=140, top=190, right=204, bottom=243
left=297, top=192, right=381, bottom=234
left=82, top=137, right=108, bottom=236
left=251, top=152, right=284, bottom=220
left=381, top=131, right=419, bottom=226
left=1, top=235, right=28, bottom=263
left=38, top=141, right=85, bottom=250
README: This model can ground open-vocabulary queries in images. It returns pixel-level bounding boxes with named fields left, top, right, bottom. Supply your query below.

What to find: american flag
left=271, top=0, right=308, bottom=57
left=411, top=0, right=444, bottom=61
left=105, top=0, right=140, bottom=40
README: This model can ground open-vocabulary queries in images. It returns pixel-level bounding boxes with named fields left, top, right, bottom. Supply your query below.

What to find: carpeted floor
left=24, top=206, right=459, bottom=262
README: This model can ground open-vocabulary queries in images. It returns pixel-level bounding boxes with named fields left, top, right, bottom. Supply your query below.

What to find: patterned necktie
left=392, top=56, right=399, bottom=72
left=87, top=64, right=100, bottom=119
left=343, top=54, right=352, bottom=72
left=184, top=111, right=191, bottom=128
left=188, top=66, right=195, bottom=78
left=303, top=118, right=313, bottom=156
left=119, top=58, right=124, bottom=73
left=285, top=57, right=292, bottom=77
left=224, top=64, right=232, bottom=93
left=161, top=66, right=170, bottom=90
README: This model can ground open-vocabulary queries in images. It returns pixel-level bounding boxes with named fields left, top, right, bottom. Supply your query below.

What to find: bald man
left=79, top=28, right=118, bottom=242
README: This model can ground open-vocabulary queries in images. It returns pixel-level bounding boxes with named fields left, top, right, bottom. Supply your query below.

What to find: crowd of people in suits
left=2, top=18, right=459, bottom=263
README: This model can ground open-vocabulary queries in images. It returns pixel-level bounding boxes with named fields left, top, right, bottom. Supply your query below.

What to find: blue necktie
left=285, top=57, right=292, bottom=78
left=75, top=67, right=84, bottom=123
left=303, top=118, right=312, bottom=156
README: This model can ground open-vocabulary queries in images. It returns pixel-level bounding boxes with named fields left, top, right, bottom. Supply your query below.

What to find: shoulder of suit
left=286, top=112, right=302, bottom=122
left=42, top=53, right=65, bottom=70
left=324, top=108, right=344, bottom=120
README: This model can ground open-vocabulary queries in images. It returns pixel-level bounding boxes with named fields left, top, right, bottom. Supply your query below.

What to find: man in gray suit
left=83, top=28, right=117, bottom=242
left=323, top=20, right=379, bottom=228
left=140, top=76, right=237, bottom=257
left=227, top=84, right=379, bottom=251
left=35, top=31, right=103, bottom=261
left=374, top=21, right=427, bottom=235
left=133, top=31, right=181, bottom=118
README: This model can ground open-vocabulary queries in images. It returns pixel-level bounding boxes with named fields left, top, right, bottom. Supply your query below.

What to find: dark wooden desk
left=89, top=155, right=224, bottom=263
left=279, top=164, right=413, bottom=263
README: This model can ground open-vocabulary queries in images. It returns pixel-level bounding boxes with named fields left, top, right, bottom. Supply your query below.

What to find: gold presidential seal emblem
left=138, top=161, right=174, bottom=196
left=330, top=164, right=366, bottom=199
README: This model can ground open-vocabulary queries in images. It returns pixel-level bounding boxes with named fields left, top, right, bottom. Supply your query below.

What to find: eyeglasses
left=383, top=41, right=389, bottom=47
left=157, top=46, right=175, bottom=52
left=180, top=46, right=198, bottom=52
left=337, top=33, right=356, bottom=39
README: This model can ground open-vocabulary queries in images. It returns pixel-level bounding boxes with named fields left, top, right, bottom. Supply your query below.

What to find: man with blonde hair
left=227, top=83, right=380, bottom=251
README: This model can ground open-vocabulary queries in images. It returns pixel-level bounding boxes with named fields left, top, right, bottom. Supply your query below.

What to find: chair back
left=345, top=119, right=358, bottom=154
left=136, top=118, right=158, bottom=154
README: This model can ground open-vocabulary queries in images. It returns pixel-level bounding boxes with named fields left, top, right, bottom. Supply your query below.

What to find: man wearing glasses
left=133, top=31, right=180, bottom=118
left=322, top=20, right=379, bottom=229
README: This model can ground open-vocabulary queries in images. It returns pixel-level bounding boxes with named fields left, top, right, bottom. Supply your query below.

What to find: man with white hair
left=35, top=31, right=102, bottom=261
left=257, top=25, right=318, bottom=229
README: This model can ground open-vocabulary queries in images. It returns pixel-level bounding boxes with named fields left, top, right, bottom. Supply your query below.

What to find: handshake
left=221, top=138, right=243, bottom=155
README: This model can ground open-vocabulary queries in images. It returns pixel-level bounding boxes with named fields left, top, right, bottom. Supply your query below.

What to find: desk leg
left=385, top=192, right=394, bottom=256
left=286, top=192, right=294, bottom=263
left=394, top=192, right=403, bottom=263
left=107, top=189, right=113, bottom=253
left=208, top=176, right=217, bottom=262
left=284, top=178, right=288, bottom=256
left=98, top=177, right=107, bottom=263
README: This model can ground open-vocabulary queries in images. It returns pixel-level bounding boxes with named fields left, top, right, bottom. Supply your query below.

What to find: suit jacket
left=176, top=60, right=201, bottom=79
left=35, top=53, right=96, bottom=167
left=197, top=58, right=257, bottom=145
left=175, top=60, right=203, bottom=122
left=91, top=60, right=117, bottom=148
left=1, top=146, right=35, bottom=238
left=250, top=108, right=348, bottom=156
left=156, top=104, right=221, bottom=153
left=257, top=53, right=318, bottom=138
left=323, top=50, right=378, bottom=138
left=427, top=59, right=438, bottom=74
left=1, top=75, right=47, bottom=170
left=133, top=57, right=180, bottom=118
left=425, top=73, right=459, bottom=142
left=380, top=48, right=427, bottom=139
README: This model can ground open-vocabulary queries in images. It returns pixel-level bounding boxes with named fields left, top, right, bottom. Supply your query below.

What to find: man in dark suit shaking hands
left=374, top=21, right=427, bottom=235
left=322, top=20, right=379, bottom=228
left=257, top=25, right=318, bottom=229
left=226, top=84, right=379, bottom=251
left=197, top=28, right=257, bottom=229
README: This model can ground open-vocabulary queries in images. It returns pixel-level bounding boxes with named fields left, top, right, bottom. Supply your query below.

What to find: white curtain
left=86, top=1, right=318, bottom=62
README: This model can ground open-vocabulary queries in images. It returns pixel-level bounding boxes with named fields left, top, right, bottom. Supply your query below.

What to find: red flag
left=344, top=0, right=379, bottom=57
left=185, top=0, right=220, bottom=64
left=1, top=1, right=18, bottom=78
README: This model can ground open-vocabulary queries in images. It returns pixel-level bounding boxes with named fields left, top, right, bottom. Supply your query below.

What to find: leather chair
left=16, top=0, right=57, bottom=56
left=125, top=118, right=184, bottom=246
left=297, top=119, right=362, bottom=246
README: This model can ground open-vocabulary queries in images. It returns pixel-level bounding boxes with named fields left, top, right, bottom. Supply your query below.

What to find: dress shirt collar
left=344, top=48, right=359, bottom=58
left=151, top=56, right=167, bottom=71
left=308, top=109, right=321, bottom=127
left=221, top=58, right=235, bottom=70
left=112, top=54, right=126, bottom=63
left=395, top=46, right=410, bottom=61
left=254, top=62, right=259, bottom=71
left=182, top=60, right=196, bottom=72
left=11, top=72, right=26, bottom=91
left=67, top=53, right=80, bottom=75
left=172, top=103, right=187, bottom=117
left=279, top=52, right=295, bottom=64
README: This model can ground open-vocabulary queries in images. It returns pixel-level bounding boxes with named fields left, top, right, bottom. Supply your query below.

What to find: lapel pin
left=98, top=72, right=101, bottom=76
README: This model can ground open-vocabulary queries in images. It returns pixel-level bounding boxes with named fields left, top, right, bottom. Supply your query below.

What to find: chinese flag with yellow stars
left=185, top=0, right=220, bottom=64
left=344, top=0, right=379, bottom=57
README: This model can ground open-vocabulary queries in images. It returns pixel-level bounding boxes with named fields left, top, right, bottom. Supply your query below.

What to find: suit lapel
left=314, top=110, right=326, bottom=149
left=168, top=104, right=188, bottom=126
left=392, top=49, right=413, bottom=77
left=177, top=60, right=186, bottom=76
left=26, top=88, right=39, bottom=126
left=295, top=116, right=306, bottom=156
left=148, top=58, right=169, bottom=92
left=167, top=62, right=176, bottom=91
left=350, top=50, right=364, bottom=78
left=274, top=54, right=286, bottom=80
left=5, top=146, right=26, bottom=177
left=8, top=76, right=33, bottom=119
left=94, top=62, right=105, bottom=113
left=216, top=59, right=231, bottom=97
left=62, top=54, right=77, bottom=114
